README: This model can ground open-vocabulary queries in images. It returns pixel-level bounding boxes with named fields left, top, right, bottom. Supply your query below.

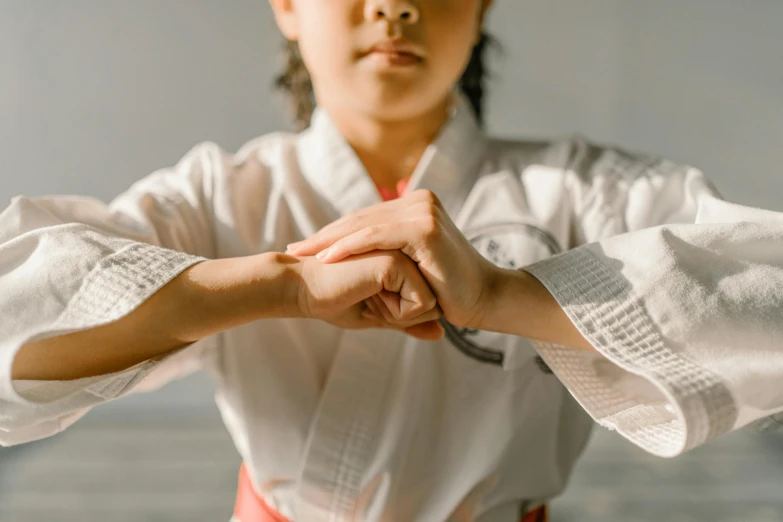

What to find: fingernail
left=316, top=248, right=331, bottom=261
left=286, top=242, right=302, bottom=252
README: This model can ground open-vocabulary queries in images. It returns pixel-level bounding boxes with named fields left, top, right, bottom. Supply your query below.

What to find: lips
left=361, top=39, right=424, bottom=65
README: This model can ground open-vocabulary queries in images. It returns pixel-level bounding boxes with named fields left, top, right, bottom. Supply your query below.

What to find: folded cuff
left=524, top=246, right=737, bottom=457
left=1, top=241, right=206, bottom=405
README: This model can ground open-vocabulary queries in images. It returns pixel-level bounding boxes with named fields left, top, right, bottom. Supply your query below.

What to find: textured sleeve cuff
left=1, top=241, right=206, bottom=405
left=524, top=246, right=736, bottom=457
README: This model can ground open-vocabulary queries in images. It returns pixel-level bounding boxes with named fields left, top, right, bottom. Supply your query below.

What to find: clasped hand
left=286, top=190, right=499, bottom=340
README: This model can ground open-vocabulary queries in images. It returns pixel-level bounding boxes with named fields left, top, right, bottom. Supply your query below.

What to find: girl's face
left=270, top=0, right=490, bottom=121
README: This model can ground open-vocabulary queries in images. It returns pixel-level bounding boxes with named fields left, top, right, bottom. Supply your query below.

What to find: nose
left=364, top=1, right=420, bottom=24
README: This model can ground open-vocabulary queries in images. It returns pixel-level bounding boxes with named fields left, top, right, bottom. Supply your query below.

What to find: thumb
left=404, top=320, right=444, bottom=341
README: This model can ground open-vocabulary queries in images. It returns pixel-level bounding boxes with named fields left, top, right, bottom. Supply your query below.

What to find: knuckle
left=414, top=189, right=440, bottom=206
left=414, top=199, right=440, bottom=219
left=403, top=303, right=423, bottom=318
left=383, top=250, right=407, bottom=269
left=410, top=307, right=428, bottom=321
left=343, top=211, right=361, bottom=229
left=387, top=249, right=404, bottom=261
left=413, top=295, right=436, bottom=316
left=419, top=214, right=440, bottom=238
left=376, top=256, right=396, bottom=281
left=381, top=252, right=398, bottom=269
left=364, top=224, right=382, bottom=240
left=381, top=307, right=397, bottom=323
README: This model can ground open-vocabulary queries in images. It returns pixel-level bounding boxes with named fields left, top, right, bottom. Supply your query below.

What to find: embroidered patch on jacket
left=441, top=222, right=560, bottom=371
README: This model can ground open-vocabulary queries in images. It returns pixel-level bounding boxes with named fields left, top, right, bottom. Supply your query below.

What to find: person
left=1, top=1, right=782, bottom=521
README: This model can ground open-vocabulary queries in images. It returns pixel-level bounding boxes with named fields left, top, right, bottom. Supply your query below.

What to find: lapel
left=297, top=93, right=488, bottom=220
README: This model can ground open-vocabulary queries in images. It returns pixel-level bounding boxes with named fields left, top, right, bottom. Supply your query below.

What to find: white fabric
left=1, top=95, right=782, bottom=521
left=526, top=189, right=783, bottom=457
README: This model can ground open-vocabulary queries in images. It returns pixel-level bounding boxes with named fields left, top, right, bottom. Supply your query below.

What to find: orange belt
left=235, top=464, right=547, bottom=522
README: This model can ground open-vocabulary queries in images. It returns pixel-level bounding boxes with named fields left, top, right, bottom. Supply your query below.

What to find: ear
left=268, top=0, right=299, bottom=41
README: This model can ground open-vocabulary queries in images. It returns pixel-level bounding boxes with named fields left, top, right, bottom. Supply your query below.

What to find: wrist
left=272, top=253, right=308, bottom=319
left=173, top=252, right=304, bottom=343
left=240, top=251, right=306, bottom=320
left=475, top=265, right=518, bottom=333
left=479, top=265, right=594, bottom=351
left=476, top=266, right=549, bottom=335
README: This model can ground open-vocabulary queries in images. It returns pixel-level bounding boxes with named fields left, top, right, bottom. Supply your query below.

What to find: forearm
left=12, top=252, right=301, bottom=381
left=481, top=267, right=594, bottom=351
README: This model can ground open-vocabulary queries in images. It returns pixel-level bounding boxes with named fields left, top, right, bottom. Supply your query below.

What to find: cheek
left=295, top=10, right=355, bottom=83
left=427, top=15, right=480, bottom=87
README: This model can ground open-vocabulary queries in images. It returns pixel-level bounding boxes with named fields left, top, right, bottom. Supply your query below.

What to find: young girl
left=2, top=1, right=783, bottom=521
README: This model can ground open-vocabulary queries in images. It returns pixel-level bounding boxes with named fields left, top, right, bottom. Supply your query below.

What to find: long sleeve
left=524, top=141, right=783, bottom=457
left=0, top=142, right=228, bottom=446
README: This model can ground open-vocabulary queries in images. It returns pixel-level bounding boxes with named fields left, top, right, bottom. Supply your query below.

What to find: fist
left=292, top=250, right=445, bottom=340
left=288, top=190, right=499, bottom=329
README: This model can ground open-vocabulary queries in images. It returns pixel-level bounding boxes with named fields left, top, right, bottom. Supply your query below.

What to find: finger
left=399, top=306, right=442, bottom=327
left=404, top=320, right=445, bottom=341
left=287, top=192, right=439, bottom=256
left=333, top=304, right=382, bottom=330
left=314, top=224, right=417, bottom=264
left=373, top=293, right=442, bottom=327
left=394, top=260, right=439, bottom=319
left=357, top=314, right=384, bottom=328
left=377, top=289, right=441, bottom=323
left=364, top=251, right=438, bottom=324
left=367, top=295, right=402, bottom=329
left=363, top=297, right=382, bottom=320
left=317, top=200, right=443, bottom=264
left=371, top=294, right=394, bottom=323
left=364, top=296, right=417, bottom=330
left=286, top=204, right=405, bottom=255
left=376, top=289, right=402, bottom=319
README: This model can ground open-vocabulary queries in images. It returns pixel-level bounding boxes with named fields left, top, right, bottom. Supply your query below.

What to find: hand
left=291, top=250, right=445, bottom=341
left=287, top=190, right=499, bottom=329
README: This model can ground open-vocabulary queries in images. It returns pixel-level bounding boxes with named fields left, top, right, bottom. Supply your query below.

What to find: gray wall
left=488, top=0, right=783, bottom=208
left=1, top=0, right=781, bottom=417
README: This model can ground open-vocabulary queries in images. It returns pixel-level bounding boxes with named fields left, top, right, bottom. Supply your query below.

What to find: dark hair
left=275, top=33, right=495, bottom=131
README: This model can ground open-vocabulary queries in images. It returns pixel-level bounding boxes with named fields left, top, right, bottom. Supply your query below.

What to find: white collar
left=296, top=94, right=488, bottom=219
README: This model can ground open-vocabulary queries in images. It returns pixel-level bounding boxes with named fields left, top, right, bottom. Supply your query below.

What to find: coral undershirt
left=375, top=177, right=410, bottom=201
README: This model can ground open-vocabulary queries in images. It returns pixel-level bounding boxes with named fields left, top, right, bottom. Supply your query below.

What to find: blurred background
left=1, top=1, right=782, bottom=521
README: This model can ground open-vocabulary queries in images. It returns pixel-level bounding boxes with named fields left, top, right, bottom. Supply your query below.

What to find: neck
left=321, top=97, right=452, bottom=189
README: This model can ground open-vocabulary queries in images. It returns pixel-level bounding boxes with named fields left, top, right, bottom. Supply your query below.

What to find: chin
left=348, top=83, right=446, bottom=122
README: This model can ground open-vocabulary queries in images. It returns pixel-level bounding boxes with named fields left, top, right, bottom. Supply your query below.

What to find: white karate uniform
left=1, top=96, right=782, bottom=521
